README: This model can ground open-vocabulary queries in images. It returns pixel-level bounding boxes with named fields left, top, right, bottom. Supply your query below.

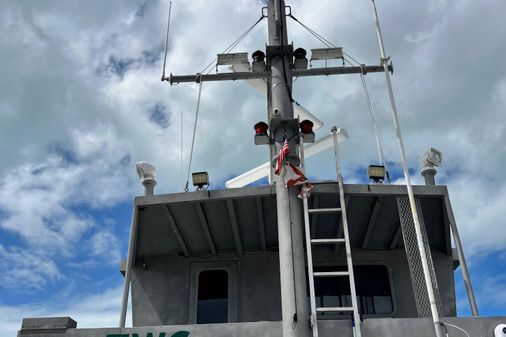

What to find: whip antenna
left=161, top=1, right=173, bottom=80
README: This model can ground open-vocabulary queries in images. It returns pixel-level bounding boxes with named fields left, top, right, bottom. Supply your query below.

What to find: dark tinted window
left=197, top=270, right=228, bottom=324
left=311, top=265, right=393, bottom=315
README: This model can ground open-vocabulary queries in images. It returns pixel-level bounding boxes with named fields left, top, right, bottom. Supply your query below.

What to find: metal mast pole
left=267, top=1, right=309, bottom=337
left=370, top=1, right=443, bottom=337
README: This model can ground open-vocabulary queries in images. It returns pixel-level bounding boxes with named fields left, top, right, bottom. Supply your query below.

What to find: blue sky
left=0, top=0, right=505, bottom=335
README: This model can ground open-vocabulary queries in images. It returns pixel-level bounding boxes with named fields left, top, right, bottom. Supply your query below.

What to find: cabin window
left=312, top=265, right=393, bottom=316
left=197, top=270, right=229, bottom=324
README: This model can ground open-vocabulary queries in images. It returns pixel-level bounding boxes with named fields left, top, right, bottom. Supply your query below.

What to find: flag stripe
left=275, top=139, right=290, bottom=175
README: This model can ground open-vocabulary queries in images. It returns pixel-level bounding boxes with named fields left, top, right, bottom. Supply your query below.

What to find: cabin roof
left=133, top=183, right=451, bottom=258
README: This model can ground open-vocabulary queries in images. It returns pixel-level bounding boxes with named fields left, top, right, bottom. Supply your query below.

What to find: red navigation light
left=293, top=48, right=307, bottom=60
left=252, top=50, right=266, bottom=62
left=300, top=120, right=314, bottom=134
left=254, top=121, right=268, bottom=135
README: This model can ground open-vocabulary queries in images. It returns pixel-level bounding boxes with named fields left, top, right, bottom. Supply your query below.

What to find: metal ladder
left=300, top=127, right=362, bottom=337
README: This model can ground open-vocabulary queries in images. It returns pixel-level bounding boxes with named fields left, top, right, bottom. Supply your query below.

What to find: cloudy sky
left=0, top=0, right=505, bottom=334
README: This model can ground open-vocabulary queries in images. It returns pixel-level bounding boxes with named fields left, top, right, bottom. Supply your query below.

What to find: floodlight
left=251, top=50, right=266, bottom=72
left=311, top=47, right=343, bottom=61
left=421, top=147, right=442, bottom=167
left=217, top=52, right=249, bottom=66
left=420, top=148, right=442, bottom=185
left=136, top=162, right=157, bottom=195
left=293, top=47, right=308, bottom=70
left=136, top=162, right=156, bottom=183
left=368, top=165, right=385, bottom=183
left=254, top=121, right=269, bottom=145
left=192, top=171, right=209, bottom=190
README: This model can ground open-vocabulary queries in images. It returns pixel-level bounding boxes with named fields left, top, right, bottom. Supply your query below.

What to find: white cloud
left=0, top=245, right=62, bottom=291
left=87, top=230, right=122, bottom=265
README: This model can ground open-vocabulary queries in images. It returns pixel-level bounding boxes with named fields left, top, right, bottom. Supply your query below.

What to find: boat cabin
left=125, top=182, right=456, bottom=326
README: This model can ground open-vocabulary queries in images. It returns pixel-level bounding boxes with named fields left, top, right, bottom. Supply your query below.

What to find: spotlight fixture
left=192, top=171, right=209, bottom=190
left=254, top=121, right=269, bottom=145
left=421, top=147, right=442, bottom=167
left=136, top=161, right=157, bottom=195
left=310, top=47, right=344, bottom=66
left=216, top=52, right=249, bottom=72
left=368, top=165, right=386, bottom=183
left=420, top=147, right=442, bottom=185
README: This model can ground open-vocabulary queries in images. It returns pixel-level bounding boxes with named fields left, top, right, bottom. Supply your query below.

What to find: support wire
left=180, top=110, right=183, bottom=192
left=200, top=16, right=265, bottom=75
left=289, top=13, right=390, bottom=181
left=360, top=71, right=390, bottom=182
left=184, top=74, right=203, bottom=192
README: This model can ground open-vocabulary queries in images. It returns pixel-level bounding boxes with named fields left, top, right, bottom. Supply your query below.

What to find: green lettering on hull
left=106, top=331, right=189, bottom=337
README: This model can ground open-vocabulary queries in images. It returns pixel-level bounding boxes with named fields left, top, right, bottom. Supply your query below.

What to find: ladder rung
left=308, top=207, right=341, bottom=213
left=311, top=238, right=345, bottom=244
left=313, top=271, right=349, bottom=277
left=317, top=307, right=354, bottom=312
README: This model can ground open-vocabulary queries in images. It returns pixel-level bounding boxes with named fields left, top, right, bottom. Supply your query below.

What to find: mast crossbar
left=167, top=64, right=392, bottom=84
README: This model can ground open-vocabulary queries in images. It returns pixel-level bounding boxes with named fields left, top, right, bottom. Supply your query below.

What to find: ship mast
left=266, top=1, right=310, bottom=337
left=157, top=1, right=389, bottom=336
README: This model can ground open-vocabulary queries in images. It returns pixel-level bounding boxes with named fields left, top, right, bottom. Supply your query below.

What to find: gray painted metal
left=167, top=65, right=392, bottom=84
left=163, top=205, right=189, bottom=256
left=142, top=180, right=155, bottom=196
left=195, top=202, right=217, bottom=255
left=18, top=317, right=506, bottom=337
left=397, top=197, right=444, bottom=317
left=362, top=197, right=382, bottom=248
left=267, top=2, right=309, bottom=337
left=421, top=167, right=437, bottom=186
left=255, top=198, right=267, bottom=251
left=226, top=200, right=243, bottom=255
left=119, top=206, right=139, bottom=327
left=132, top=185, right=451, bottom=258
left=20, top=317, right=76, bottom=335
left=443, top=195, right=479, bottom=316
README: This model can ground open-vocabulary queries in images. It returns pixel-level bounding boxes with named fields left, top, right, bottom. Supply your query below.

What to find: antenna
left=370, top=1, right=443, bottom=336
left=161, top=1, right=173, bottom=81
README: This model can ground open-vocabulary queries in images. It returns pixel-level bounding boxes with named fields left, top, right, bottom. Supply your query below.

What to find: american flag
left=285, top=163, right=314, bottom=199
left=274, top=139, right=290, bottom=175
